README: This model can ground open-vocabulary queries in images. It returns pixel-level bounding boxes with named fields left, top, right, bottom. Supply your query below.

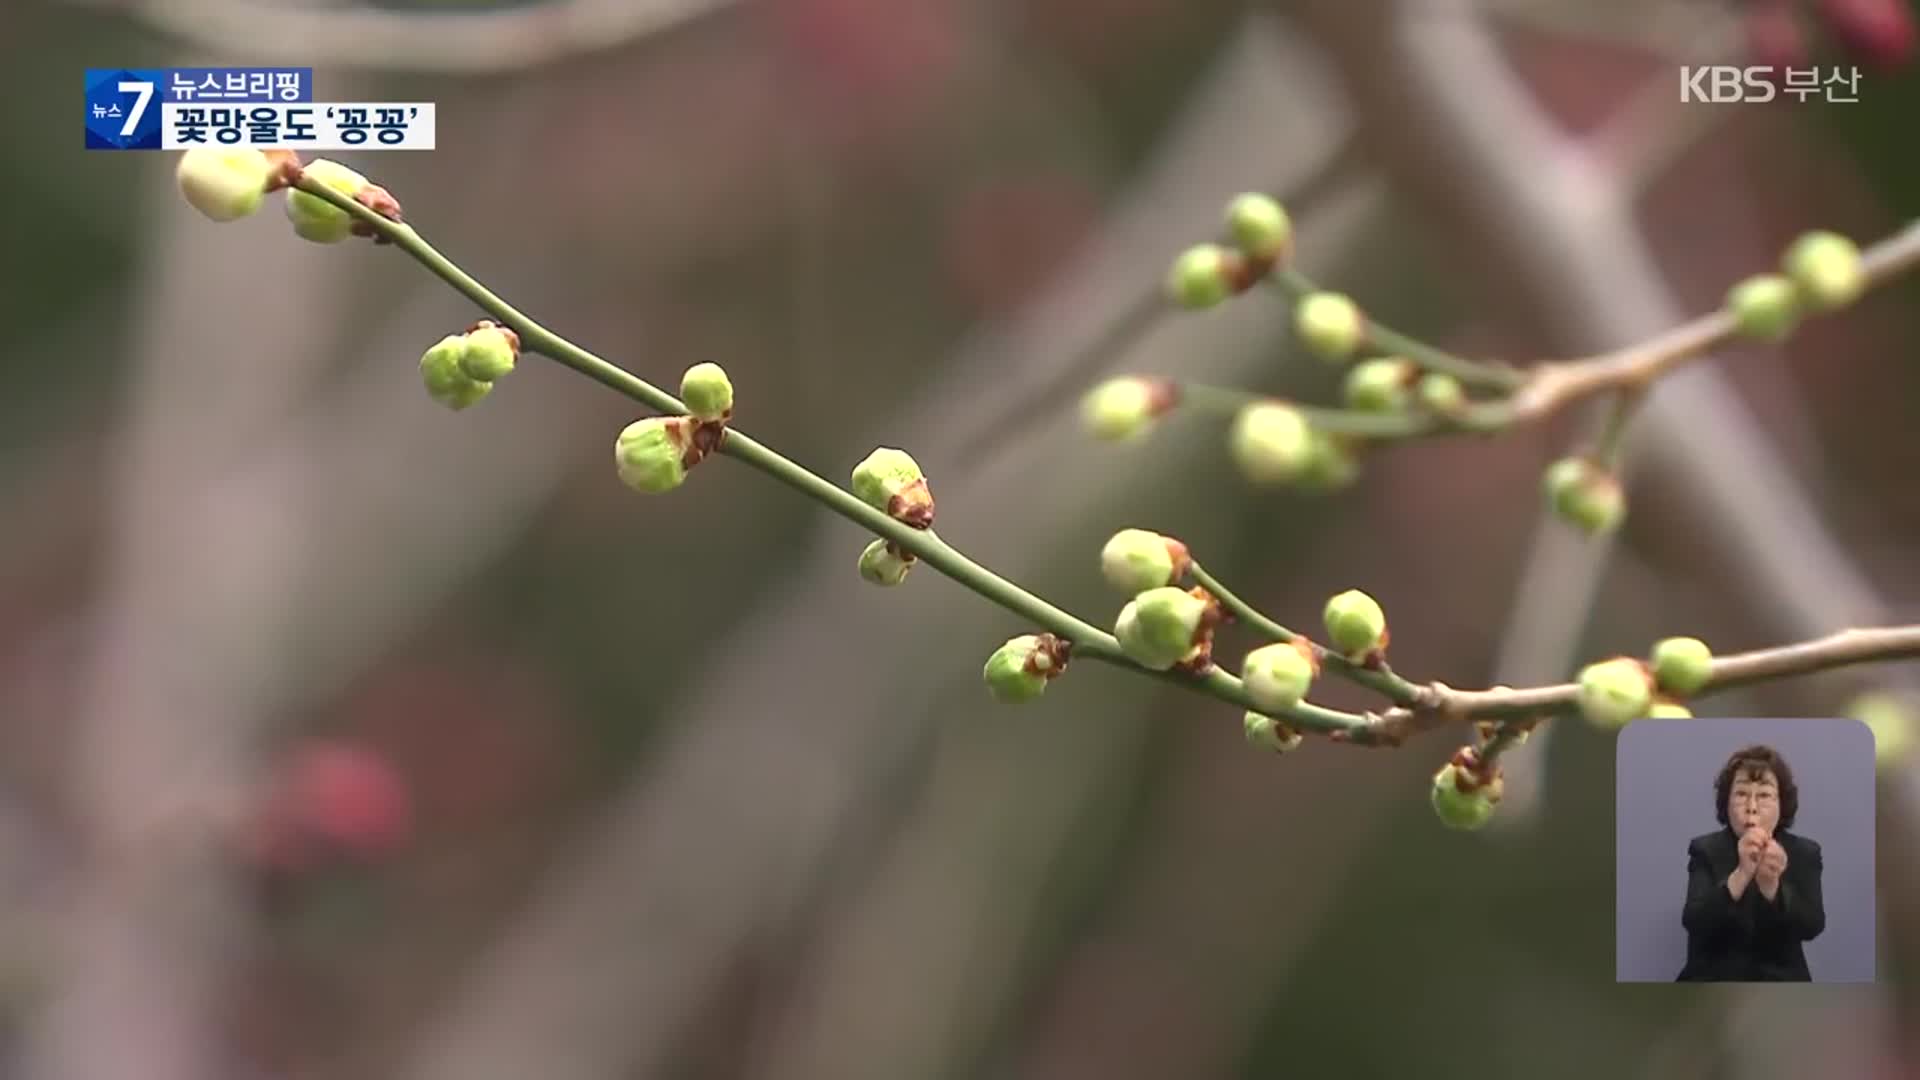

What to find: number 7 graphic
left=117, top=80, right=152, bottom=137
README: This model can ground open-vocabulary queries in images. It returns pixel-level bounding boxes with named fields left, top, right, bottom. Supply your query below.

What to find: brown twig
left=1379, top=626, right=1920, bottom=740
left=1156, top=216, right=1920, bottom=445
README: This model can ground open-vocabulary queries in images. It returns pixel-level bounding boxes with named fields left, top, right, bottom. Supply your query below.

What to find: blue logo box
left=87, top=67, right=313, bottom=150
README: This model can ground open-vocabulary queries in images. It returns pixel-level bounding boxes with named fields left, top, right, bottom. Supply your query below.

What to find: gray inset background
left=1615, top=717, right=1878, bottom=983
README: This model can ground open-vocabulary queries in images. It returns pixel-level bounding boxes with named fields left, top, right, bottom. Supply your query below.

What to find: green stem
left=1189, top=561, right=1422, bottom=706
left=296, top=177, right=1120, bottom=660
left=1172, top=380, right=1513, bottom=439
left=1591, top=387, right=1642, bottom=470
left=1270, top=268, right=1527, bottom=393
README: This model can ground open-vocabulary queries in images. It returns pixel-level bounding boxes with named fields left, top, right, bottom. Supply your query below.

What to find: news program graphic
left=85, top=66, right=435, bottom=150
left=1615, top=717, right=1876, bottom=984
left=1679, top=64, right=1863, bottom=103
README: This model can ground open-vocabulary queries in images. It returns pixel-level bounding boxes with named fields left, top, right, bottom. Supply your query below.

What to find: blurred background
left=5, top=0, right=1920, bottom=1077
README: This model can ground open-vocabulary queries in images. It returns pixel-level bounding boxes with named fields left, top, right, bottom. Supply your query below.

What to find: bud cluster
left=1163, top=193, right=1294, bottom=310
left=613, top=362, right=739, bottom=494
left=175, top=148, right=405, bottom=244
left=1573, top=636, right=1716, bottom=730
left=1116, top=585, right=1226, bottom=673
left=849, top=447, right=934, bottom=588
left=419, top=321, right=522, bottom=412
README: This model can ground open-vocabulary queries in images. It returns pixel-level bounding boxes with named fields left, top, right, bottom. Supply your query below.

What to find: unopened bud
left=1117, top=587, right=1211, bottom=671
left=858, top=539, right=914, bottom=586
left=1293, top=291, right=1364, bottom=362
left=1099, top=528, right=1190, bottom=594
left=459, top=323, right=518, bottom=383
left=681, top=362, right=734, bottom=422
left=1650, top=636, right=1714, bottom=696
left=1576, top=657, right=1655, bottom=730
left=1647, top=697, right=1694, bottom=719
left=419, top=334, right=492, bottom=411
left=851, top=447, right=935, bottom=528
left=1224, top=193, right=1291, bottom=263
left=1726, top=274, right=1801, bottom=343
left=1543, top=456, right=1626, bottom=536
left=1229, top=401, right=1313, bottom=485
left=1323, top=588, right=1387, bottom=658
left=1242, top=640, right=1317, bottom=712
left=1430, top=762, right=1500, bottom=830
left=285, top=158, right=370, bottom=244
left=1244, top=711, right=1304, bottom=753
left=983, top=633, right=1071, bottom=704
left=1166, top=244, right=1238, bottom=310
left=1344, top=358, right=1415, bottom=413
left=1295, top=430, right=1362, bottom=492
left=1082, top=377, right=1172, bottom=442
left=1845, top=691, right=1916, bottom=767
left=1417, top=372, right=1466, bottom=415
left=614, top=416, right=692, bottom=494
left=1782, top=230, right=1866, bottom=312
left=176, top=147, right=274, bottom=222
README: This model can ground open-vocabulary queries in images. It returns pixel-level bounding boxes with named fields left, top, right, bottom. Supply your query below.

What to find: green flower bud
left=614, top=416, right=692, bottom=494
left=1576, top=656, right=1655, bottom=730
left=983, top=634, right=1056, bottom=704
left=1242, top=640, right=1317, bottom=712
left=858, top=538, right=913, bottom=587
left=175, top=147, right=274, bottom=222
left=419, top=334, right=492, bottom=411
left=284, top=158, right=370, bottom=244
left=1323, top=589, right=1387, bottom=658
left=851, top=447, right=934, bottom=527
left=1650, top=636, right=1713, bottom=696
left=1344, top=358, right=1415, bottom=413
left=1117, top=588, right=1208, bottom=671
left=1099, top=528, right=1190, bottom=594
left=1295, top=430, right=1362, bottom=492
left=1293, top=291, right=1364, bottom=362
left=1543, top=456, right=1626, bottom=536
left=1244, top=711, right=1304, bottom=753
left=1845, top=692, right=1915, bottom=768
left=1082, top=377, right=1169, bottom=442
left=1647, top=698, right=1694, bottom=719
left=459, top=324, right=518, bottom=383
left=1726, top=274, right=1801, bottom=343
left=1224, top=193, right=1291, bottom=262
left=681, top=362, right=734, bottom=422
left=1782, top=230, right=1865, bottom=312
left=1430, top=762, right=1500, bottom=831
left=1165, top=244, right=1237, bottom=310
left=1417, top=372, right=1466, bottom=415
left=1229, top=401, right=1313, bottom=485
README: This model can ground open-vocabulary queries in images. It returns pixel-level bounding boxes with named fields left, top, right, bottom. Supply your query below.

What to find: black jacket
left=1676, top=827, right=1825, bottom=982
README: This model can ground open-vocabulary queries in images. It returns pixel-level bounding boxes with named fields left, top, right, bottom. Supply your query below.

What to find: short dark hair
left=1713, top=744, right=1798, bottom=829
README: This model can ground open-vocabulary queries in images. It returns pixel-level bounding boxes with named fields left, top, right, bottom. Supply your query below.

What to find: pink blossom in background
left=761, top=0, right=966, bottom=141
left=1817, top=0, right=1918, bottom=71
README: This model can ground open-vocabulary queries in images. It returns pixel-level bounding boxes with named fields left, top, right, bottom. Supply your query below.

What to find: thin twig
left=1127, top=217, right=1920, bottom=446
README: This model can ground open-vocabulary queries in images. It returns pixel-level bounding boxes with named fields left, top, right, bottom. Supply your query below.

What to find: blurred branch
left=17, top=141, right=354, bottom=1080
left=87, top=0, right=734, bottom=72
